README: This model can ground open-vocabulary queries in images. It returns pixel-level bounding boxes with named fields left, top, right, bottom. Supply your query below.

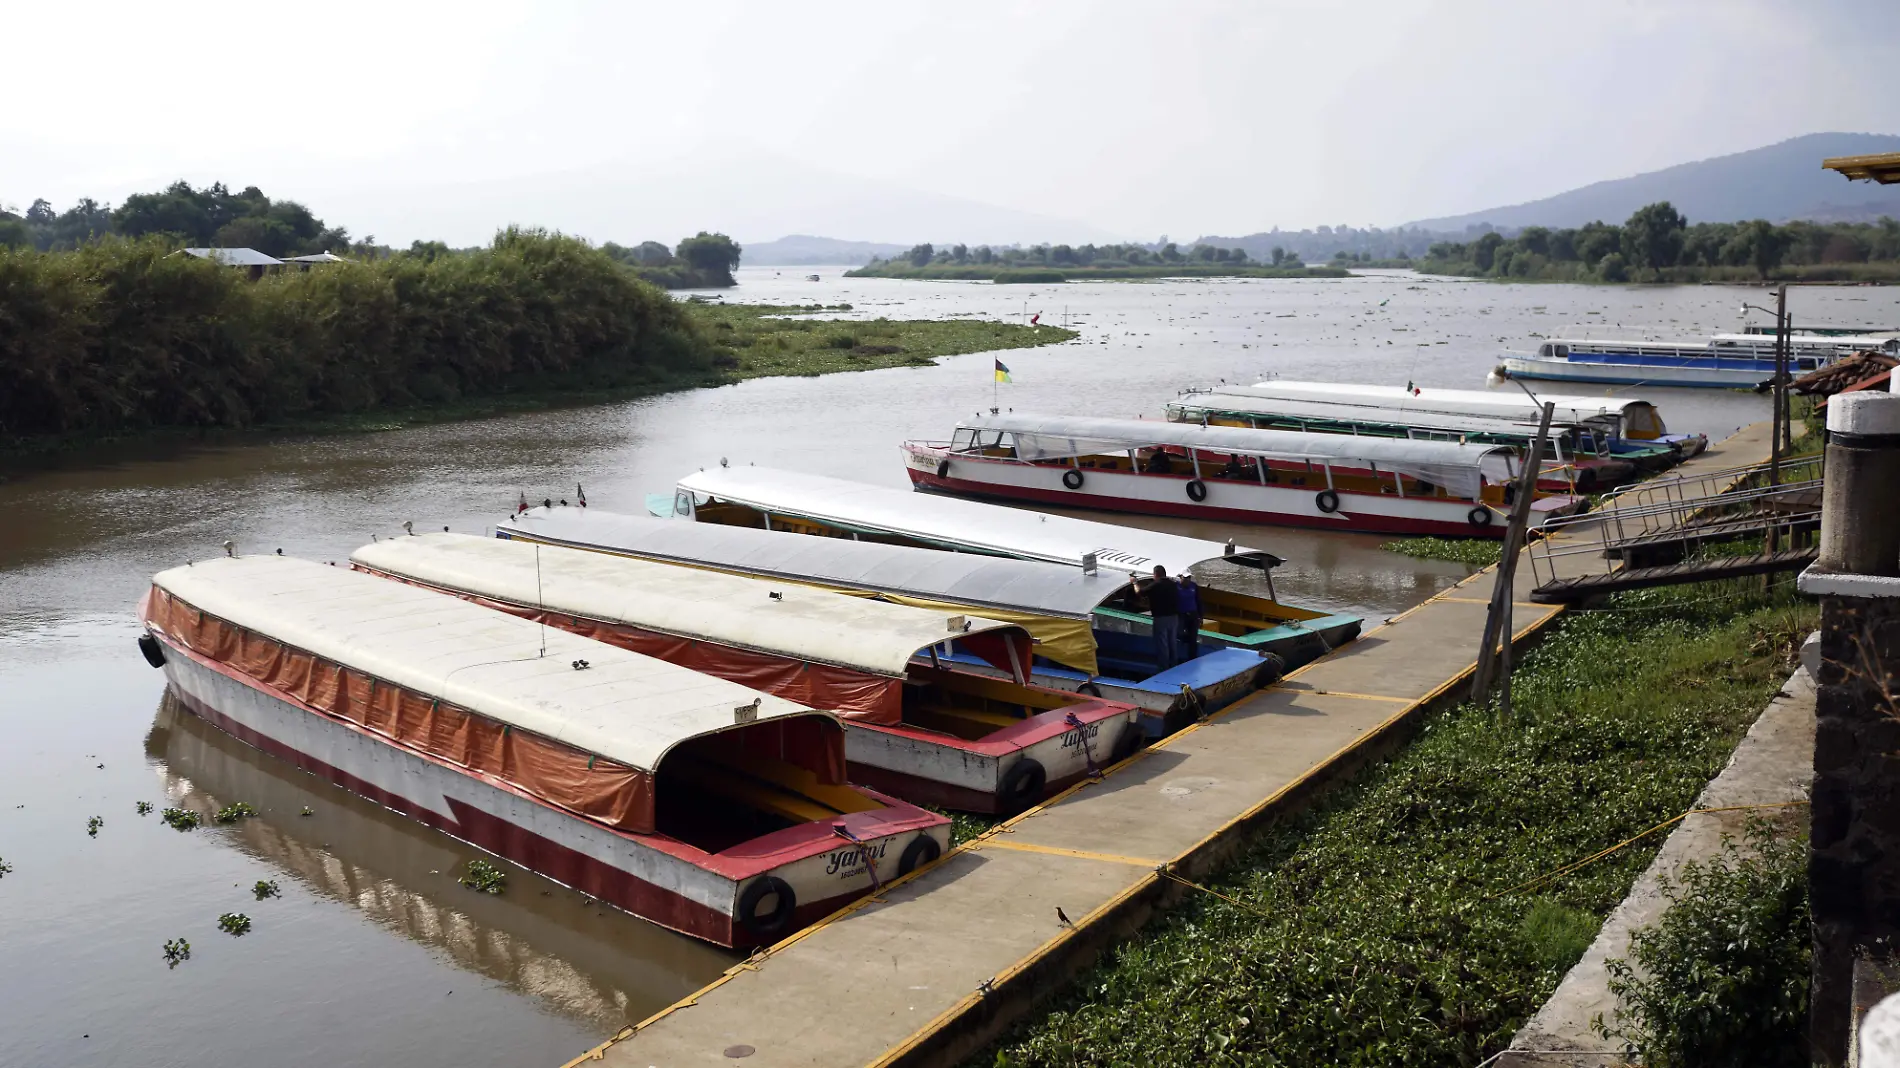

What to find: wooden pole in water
left=1472, top=401, right=1556, bottom=715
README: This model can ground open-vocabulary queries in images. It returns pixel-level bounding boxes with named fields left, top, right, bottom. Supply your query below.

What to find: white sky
left=4, top=0, right=1896, bottom=246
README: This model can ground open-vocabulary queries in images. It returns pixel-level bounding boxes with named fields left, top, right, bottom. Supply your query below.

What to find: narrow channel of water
left=3, top=269, right=1881, bottom=1067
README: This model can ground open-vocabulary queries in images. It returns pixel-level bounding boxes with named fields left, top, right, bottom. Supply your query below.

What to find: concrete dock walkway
left=570, top=421, right=1785, bottom=1068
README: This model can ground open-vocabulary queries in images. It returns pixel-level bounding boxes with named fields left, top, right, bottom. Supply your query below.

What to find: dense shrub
left=0, top=229, right=716, bottom=442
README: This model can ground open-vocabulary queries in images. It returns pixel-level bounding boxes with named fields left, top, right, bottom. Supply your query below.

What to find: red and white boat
left=903, top=412, right=1588, bottom=538
left=350, top=533, right=1141, bottom=814
left=136, top=553, right=949, bottom=947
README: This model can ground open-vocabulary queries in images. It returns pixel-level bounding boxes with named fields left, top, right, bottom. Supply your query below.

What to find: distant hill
left=1405, top=132, right=1900, bottom=231
left=742, top=234, right=909, bottom=266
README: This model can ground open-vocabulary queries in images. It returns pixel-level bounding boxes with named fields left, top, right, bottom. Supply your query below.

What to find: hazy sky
left=5, top=0, right=1897, bottom=246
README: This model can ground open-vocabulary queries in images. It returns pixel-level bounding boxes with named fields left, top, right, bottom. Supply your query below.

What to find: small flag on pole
left=994, top=359, right=1012, bottom=383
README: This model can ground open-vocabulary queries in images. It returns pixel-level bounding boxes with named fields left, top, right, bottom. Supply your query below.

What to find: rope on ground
left=1485, top=799, right=1810, bottom=902
left=1156, top=868, right=1279, bottom=923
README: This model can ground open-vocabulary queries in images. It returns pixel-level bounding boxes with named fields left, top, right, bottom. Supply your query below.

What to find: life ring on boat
left=936, top=458, right=951, bottom=480
left=1468, top=506, right=1496, bottom=528
left=1076, top=682, right=1105, bottom=699
left=898, top=835, right=942, bottom=875
left=999, top=758, right=1047, bottom=811
left=1062, top=469, right=1085, bottom=490
left=1315, top=489, right=1341, bottom=514
left=138, top=634, right=167, bottom=669
left=1185, top=479, right=1208, bottom=502
left=736, top=875, right=797, bottom=942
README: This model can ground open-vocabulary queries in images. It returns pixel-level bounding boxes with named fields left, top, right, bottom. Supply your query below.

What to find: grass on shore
left=691, top=302, right=1076, bottom=378
left=974, top=578, right=1815, bottom=1067
left=1381, top=536, right=1505, bottom=568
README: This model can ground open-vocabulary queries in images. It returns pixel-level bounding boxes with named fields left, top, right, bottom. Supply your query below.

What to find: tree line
left=1416, top=201, right=1900, bottom=283
left=874, top=240, right=1304, bottom=270
left=0, top=229, right=721, bottom=446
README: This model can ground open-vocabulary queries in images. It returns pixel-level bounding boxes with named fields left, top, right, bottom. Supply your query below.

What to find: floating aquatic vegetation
left=87, top=815, right=103, bottom=838
left=299, top=806, right=313, bottom=817
left=163, top=938, right=191, bottom=967
left=253, top=880, right=280, bottom=900
left=213, top=802, right=258, bottom=824
left=217, top=913, right=252, bottom=936
left=136, top=801, right=153, bottom=816
left=160, top=808, right=200, bottom=831
left=0, top=857, right=11, bottom=879
left=459, top=859, right=506, bottom=895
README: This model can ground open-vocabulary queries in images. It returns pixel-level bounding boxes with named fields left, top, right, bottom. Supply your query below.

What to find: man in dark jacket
left=1136, top=565, right=1181, bottom=671
left=1177, top=572, right=1202, bottom=661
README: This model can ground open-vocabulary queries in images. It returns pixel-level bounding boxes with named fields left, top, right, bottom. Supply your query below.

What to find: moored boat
left=1232, top=379, right=1702, bottom=465
left=350, top=533, right=1141, bottom=814
left=645, top=466, right=1366, bottom=662
left=1165, top=389, right=1637, bottom=492
left=899, top=413, right=1587, bottom=538
left=495, top=507, right=1344, bottom=724
left=1501, top=332, right=1900, bottom=390
left=137, top=554, right=949, bottom=947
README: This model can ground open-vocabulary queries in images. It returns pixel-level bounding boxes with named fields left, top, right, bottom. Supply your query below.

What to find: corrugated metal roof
left=285, top=252, right=348, bottom=263
left=152, top=554, right=819, bottom=774
left=1236, top=381, right=1652, bottom=424
left=500, top=508, right=1127, bottom=621
left=1823, top=152, right=1900, bottom=185
left=1168, top=391, right=1567, bottom=444
left=349, top=533, right=1021, bottom=678
left=673, top=466, right=1281, bottom=575
left=179, top=247, right=285, bottom=267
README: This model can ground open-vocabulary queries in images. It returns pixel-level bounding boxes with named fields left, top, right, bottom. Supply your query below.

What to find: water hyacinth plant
left=459, top=859, right=506, bottom=895
left=214, top=801, right=258, bottom=824
left=163, top=938, right=191, bottom=967
left=218, top=913, right=252, bottom=936
left=160, top=807, right=200, bottom=831
left=253, top=880, right=281, bottom=900
left=136, top=801, right=153, bottom=815
left=86, top=815, right=103, bottom=837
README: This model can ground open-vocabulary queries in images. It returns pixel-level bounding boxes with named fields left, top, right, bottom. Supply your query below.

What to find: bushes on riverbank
left=0, top=229, right=716, bottom=444
left=977, top=580, right=1815, bottom=1066
left=847, top=262, right=1348, bottom=282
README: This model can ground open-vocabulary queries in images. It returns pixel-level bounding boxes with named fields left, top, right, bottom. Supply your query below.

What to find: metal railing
left=1527, top=455, right=1824, bottom=591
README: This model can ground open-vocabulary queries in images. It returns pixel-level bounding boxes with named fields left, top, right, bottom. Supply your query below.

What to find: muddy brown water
left=4, top=269, right=1875, bottom=1067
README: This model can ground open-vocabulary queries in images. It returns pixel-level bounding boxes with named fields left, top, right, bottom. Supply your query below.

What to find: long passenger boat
left=647, top=466, right=1367, bottom=657
left=1501, top=332, right=1900, bottom=389
left=1231, top=380, right=1702, bottom=466
left=1165, top=390, right=1637, bottom=492
left=137, top=554, right=949, bottom=947
left=899, top=413, right=1586, bottom=538
left=497, top=506, right=1351, bottom=724
left=351, top=533, right=1141, bottom=814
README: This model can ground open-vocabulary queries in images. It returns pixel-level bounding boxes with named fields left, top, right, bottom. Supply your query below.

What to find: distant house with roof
left=174, top=247, right=349, bottom=280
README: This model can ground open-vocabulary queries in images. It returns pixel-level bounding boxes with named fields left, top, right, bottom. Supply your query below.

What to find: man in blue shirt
left=1136, top=565, right=1181, bottom=671
left=1177, top=572, right=1202, bottom=661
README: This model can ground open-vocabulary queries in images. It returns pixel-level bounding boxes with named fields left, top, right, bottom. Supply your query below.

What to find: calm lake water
left=2, top=267, right=1887, bottom=1067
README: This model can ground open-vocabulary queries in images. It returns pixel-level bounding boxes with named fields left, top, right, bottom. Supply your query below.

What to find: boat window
left=673, top=491, right=695, bottom=517
left=1538, top=343, right=1552, bottom=358
left=1554, top=345, right=1569, bottom=358
left=952, top=428, right=976, bottom=451
left=1798, top=358, right=1817, bottom=371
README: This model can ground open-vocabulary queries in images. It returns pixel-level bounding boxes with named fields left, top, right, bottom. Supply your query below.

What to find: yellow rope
left=1486, top=800, right=1809, bottom=902
left=1157, top=869, right=1279, bottom=923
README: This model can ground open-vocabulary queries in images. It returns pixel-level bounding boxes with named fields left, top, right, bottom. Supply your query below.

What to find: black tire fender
left=1110, top=719, right=1143, bottom=763
left=1185, top=478, right=1208, bottom=502
left=736, top=875, right=797, bottom=942
left=898, top=835, right=942, bottom=875
left=1062, top=468, right=1084, bottom=490
left=138, top=634, right=167, bottom=669
left=1315, top=489, right=1341, bottom=514
left=1468, top=506, right=1496, bottom=528
left=999, top=758, right=1047, bottom=810
left=1075, top=681, right=1105, bottom=699
left=1255, top=652, right=1287, bottom=686
left=936, top=458, right=951, bottom=479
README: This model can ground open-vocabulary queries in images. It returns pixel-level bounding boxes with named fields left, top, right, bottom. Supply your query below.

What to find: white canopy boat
left=496, top=507, right=1355, bottom=724
left=1233, top=380, right=1703, bottom=462
left=1501, top=332, right=1900, bottom=390
left=351, top=533, right=1141, bottom=814
left=136, top=554, right=949, bottom=947
left=902, top=412, right=1586, bottom=538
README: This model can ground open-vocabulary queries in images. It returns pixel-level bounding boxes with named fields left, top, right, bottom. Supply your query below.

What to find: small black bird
left=1056, top=907, right=1073, bottom=928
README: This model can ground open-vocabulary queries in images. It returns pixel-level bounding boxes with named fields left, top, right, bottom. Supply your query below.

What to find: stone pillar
left=1803, top=391, right=1900, bottom=1065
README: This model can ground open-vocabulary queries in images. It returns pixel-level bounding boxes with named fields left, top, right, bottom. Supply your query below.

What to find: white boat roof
left=1236, top=380, right=1651, bottom=424
left=965, top=411, right=1517, bottom=481
left=1168, top=391, right=1570, bottom=444
left=350, top=533, right=1021, bottom=679
left=1551, top=332, right=1900, bottom=352
left=674, top=466, right=1282, bottom=575
left=151, top=555, right=818, bottom=775
left=499, top=508, right=1125, bottom=621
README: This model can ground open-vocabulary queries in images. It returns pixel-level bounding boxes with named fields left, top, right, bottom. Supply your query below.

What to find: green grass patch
left=686, top=302, right=1076, bottom=379
left=1381, top=537, right=1504, bottom=567
left=975, top=580, right=1815, bottom=1066
left=1598, top=823, right=1809, bottom=1067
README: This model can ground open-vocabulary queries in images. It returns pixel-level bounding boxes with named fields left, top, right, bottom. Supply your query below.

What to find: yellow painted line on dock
left=1437, top=596, right=1547, bottom=608
left=1264, top=687, right=1414, bottom=703
left=972, top=839, right=1166, bottom=867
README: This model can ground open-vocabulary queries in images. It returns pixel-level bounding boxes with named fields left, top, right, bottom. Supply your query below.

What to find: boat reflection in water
left=143, top=691, right=735, bottom=1029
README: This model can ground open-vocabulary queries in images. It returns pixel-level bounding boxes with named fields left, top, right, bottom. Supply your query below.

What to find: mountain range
left=1402, top=132, right=1900, bottom=231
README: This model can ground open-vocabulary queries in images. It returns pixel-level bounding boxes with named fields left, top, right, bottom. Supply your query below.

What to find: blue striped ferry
left=1501, top=332, right=1899, bottom=389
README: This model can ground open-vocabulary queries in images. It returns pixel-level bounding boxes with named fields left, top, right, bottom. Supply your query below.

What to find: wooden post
left=1471, top=401, right=1557, bottom=711
left=1769, top=286, right=1787, bottom=556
